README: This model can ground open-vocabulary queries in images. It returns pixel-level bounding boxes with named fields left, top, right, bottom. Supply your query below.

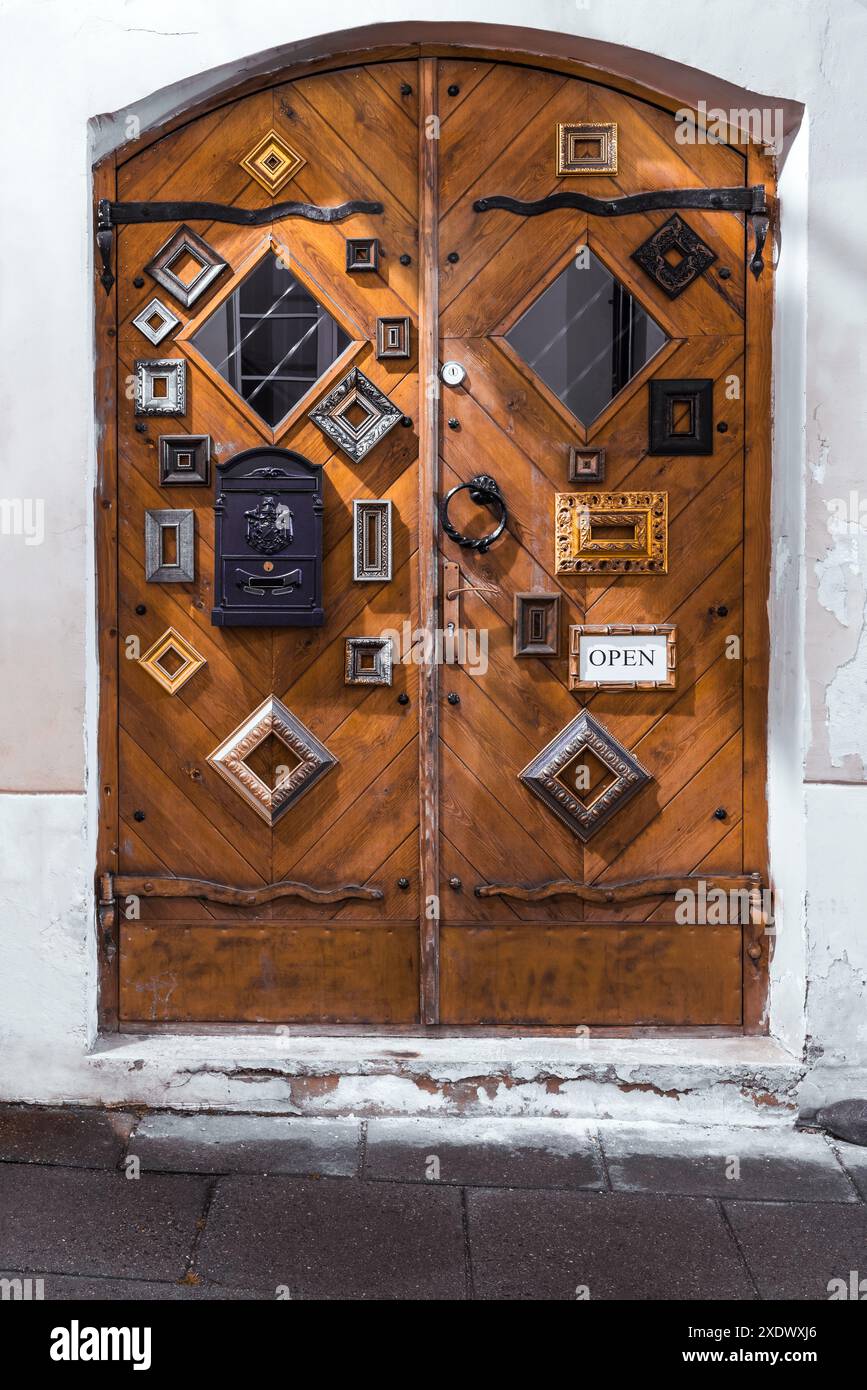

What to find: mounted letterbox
left=211, top=446, right=324, bottom=627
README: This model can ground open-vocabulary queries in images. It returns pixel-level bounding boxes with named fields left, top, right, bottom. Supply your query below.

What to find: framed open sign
left=569, top=623, right=677, bottom=691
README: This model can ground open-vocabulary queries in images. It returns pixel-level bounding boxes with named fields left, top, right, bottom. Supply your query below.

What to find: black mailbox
left=211, top=447, right=324, bottom=627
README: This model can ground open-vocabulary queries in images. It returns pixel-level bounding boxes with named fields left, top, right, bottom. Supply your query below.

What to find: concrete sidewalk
left=1, top=1107, right=866, bottom=1300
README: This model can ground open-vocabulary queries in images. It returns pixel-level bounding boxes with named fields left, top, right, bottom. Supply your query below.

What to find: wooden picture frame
left=514, top=592, right=560, bottom=657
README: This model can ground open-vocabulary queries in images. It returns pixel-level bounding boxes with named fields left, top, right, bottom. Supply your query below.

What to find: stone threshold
left=73, top=1034, right=804, bottom=1124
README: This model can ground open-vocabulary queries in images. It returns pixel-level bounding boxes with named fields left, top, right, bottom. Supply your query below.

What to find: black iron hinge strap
left=473, top=184, right=770, bottom=277
left=96, top=196, right=384, bottom=293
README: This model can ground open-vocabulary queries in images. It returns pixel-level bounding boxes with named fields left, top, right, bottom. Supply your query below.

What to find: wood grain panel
left=440, top=924, right=743, bottom=1025
left=120, top=923, right=420, bottom=1023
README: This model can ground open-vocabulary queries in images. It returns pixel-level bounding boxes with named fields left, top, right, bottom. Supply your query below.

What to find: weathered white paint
left=0, top=0, right=865, bottom=1119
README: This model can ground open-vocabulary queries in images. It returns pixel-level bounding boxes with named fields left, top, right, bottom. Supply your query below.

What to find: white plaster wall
left=0, top=0, right=865, bottom=1115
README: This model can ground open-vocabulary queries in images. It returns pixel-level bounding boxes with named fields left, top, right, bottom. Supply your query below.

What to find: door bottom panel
left=439, top=924, right=743, bottom=1026
left=119, top=923, right=420, bottom=1025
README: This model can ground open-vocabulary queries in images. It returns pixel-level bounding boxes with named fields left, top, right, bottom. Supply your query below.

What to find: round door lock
left=133, top=810, right=146, bottom=822
left=448, top=876, right=462, bottom=890
left=397, top=876, right=410, bottom=890
left=400, top=83, right=412, bottom=96
left=441, top=360, right=467, bottom=388
left=135, top=604, right=147, bottom=615
left=447, top=691, right=460, bottom=705
left=447, top=251, right=460, bottom=264
left=399, top=253, right=412, bottom=266
left=447, top=84, right=460, bottom=96
left=447, top=417, right=460, bottom=430
left=713, top=807, right=728, bottom=821
left=397, top=692, right=410, bottom=706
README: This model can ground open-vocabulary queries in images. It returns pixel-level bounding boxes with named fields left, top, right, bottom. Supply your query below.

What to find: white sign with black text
left=569, top=624, right=676, bottom=691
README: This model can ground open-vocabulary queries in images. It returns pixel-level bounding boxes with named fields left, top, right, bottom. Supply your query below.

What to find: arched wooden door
left=95, top=52, right=773, bottom=1032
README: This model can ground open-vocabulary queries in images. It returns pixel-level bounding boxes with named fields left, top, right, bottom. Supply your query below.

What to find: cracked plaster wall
left=0, top=0, right=865, bottom=1113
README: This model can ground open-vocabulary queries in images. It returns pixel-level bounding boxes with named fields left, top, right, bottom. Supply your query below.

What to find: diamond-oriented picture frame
left=144, top=225, right=228, bottom=309
left=239, top=129, right=306, bottom=194
left=309, top=367, right=403, bottom=462
left=631, top=215, right=717, bottom=299
left=138, top=627, right=206, bottom=696
left=207, top=695, right=338, bottom=826
left=519, top=708, right=651, bottom=842
left=132, top=297, right=180, bottom=346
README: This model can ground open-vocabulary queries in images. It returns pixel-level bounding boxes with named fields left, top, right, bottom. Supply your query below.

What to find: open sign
left=569, top=624, right=677, bottom=690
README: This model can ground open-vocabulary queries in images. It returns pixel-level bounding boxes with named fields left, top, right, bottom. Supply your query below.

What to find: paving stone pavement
left=0, top=1105, right=864, bottom=1301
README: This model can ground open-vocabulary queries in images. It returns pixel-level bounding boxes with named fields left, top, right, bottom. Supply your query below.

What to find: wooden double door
left=98, top=52, right=772, bottom=1031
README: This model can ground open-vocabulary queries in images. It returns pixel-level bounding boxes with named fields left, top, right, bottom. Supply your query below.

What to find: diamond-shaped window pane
left=505, top=249, right=668, bottom=426
left=190, top=252, right=351, bottom=428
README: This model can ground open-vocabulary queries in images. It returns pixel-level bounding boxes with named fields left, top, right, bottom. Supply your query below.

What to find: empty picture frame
left=135, top=359, right=187, bottom=416
left=345, top=636, right=393, bottom=686
left=514, top=592, right=560, bottom=657
left=649, top=379, right=714, bottom=454
left=557, top=122, right=618, bottom=175
left=144, top=224, right=228, bottom=308
left=145, top=509, right=195, bottom=582
left=568, top=447, right=606, bottom=483
left=353, top=499, right=393, bottom=582
left=345, top=238, right=379, bottom=272
left=159, top=435, right=211, bottom=486
left=376, top=317, right=411, bottom=359
left=132, top=297, right=180, bottom=346
left=138, top=626, right=206, bottom=695
left=555, top=491, right=668, bottom=575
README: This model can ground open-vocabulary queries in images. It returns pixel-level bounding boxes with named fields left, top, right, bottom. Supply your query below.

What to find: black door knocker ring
left=440, top=474, right=508, bottom=554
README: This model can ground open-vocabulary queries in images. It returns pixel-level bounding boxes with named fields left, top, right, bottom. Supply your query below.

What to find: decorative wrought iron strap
left=473, top=184, right=770, bottom=277
left=475, top=871, right=765, bottom=905
left=96, top=196, right=384, bottom=293
left=107, top=872, right=383, bottom=909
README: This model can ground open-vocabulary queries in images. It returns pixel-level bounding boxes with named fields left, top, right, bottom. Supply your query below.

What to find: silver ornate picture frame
left=145, top=509, right=195, bottom=582
left=345, top=636, right=394, bottom=686
left=144, top=224, right=228, bottom=308
left=519, top=708, right=651, bottom=841
left=207, top=695, right=338, bottom=826
left=132, top=297, right=180, bottom=346
left=135, top=359, right=187, bottom=416
left=309, top=367, right=403, bottom=462
left=353, top=499, right=393, bottom=582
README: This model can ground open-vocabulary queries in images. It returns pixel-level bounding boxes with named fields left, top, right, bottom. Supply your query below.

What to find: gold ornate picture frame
left=555, top=490, right=668, bottom=574
left=557, top=122, right=618, bottom=175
